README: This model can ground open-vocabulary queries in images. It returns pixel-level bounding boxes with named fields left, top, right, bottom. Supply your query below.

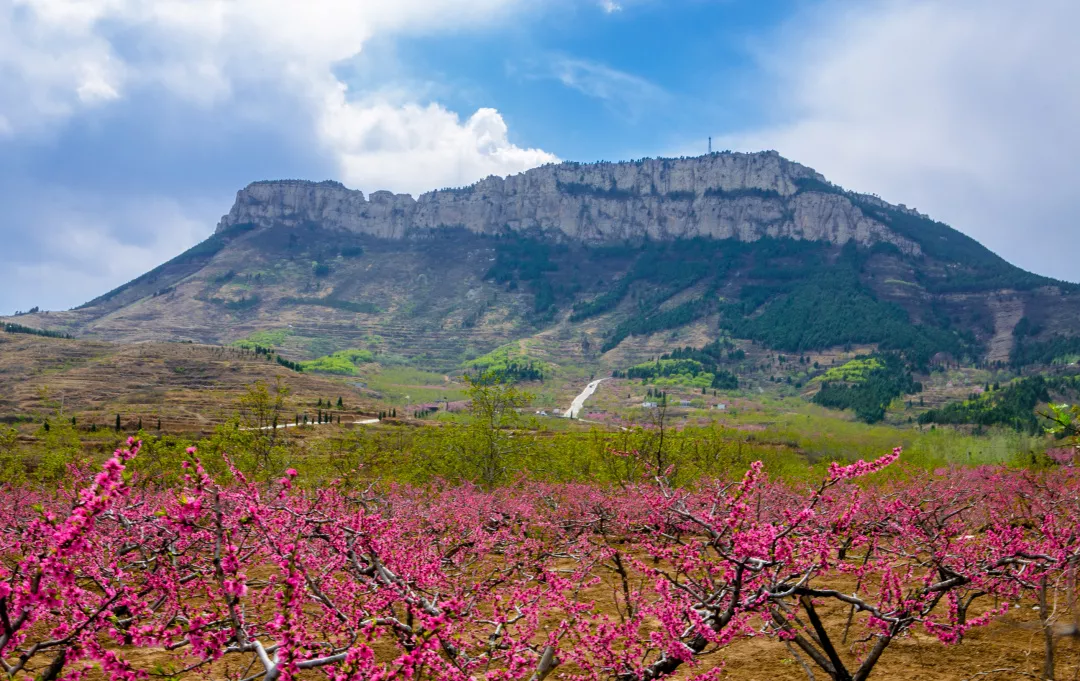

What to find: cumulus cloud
left=2, top=0, right=552, bottom=184
left=0, top=0, right=559, bottom=312
left=719, top=0, right=1080, bottom=281
left=322, top=95, right=557, bottom=194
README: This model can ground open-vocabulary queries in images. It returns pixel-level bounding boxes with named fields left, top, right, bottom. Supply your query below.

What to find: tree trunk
left=1040, top=576, right=1055, bottom=681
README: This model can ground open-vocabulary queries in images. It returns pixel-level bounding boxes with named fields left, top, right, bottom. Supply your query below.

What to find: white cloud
left=322, top=93, right=557, bottom=194
left=0, top=0, right=553, bottom=190
left=0, top=0, right=561, bottom=312
left=599, top=0, right=622, bottom=13
left=541, top=56, right=667, bottom=122
left=719, top=0, right=1080, bottom=281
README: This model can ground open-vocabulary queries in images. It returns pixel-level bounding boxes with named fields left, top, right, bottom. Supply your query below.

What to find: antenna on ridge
left=708, top=136, right=712, bottom=154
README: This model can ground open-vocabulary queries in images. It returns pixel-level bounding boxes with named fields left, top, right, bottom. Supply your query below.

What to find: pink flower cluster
left=0, top=445, right=1077, bottom=681
left=828, top=446, right=903, bottom=480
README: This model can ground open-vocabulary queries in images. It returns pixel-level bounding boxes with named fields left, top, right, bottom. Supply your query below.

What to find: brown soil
left=0, top=333, right=378, bottom=433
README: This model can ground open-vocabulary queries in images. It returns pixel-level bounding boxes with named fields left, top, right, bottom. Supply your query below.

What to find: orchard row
left=1, top=442, right=1077, bottom=680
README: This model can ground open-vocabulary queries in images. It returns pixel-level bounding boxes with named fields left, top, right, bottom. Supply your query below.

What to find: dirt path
left=564, top=378, right=607, bottom=418
left=249, top=418, right=380, bottom=431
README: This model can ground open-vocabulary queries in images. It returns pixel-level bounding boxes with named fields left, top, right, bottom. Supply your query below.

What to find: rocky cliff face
left=217, top=151, right=921, bottom=254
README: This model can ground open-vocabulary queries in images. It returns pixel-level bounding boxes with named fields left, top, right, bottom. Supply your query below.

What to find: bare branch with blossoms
left=1, top=443, right=1078, bottom=680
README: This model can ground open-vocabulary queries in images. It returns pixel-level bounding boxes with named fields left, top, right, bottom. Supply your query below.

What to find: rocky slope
left=6, top=152, right=1078, bottom=371
left=218, top=152, right=920, bottom=254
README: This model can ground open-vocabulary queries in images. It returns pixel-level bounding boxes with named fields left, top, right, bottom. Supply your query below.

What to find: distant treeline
left=2, top=323, right=71, bottom=339
left=276, top=355, right=305, bottom=372
left=234, top=342, right=305, bottom=373
left=1011, top=334, right=1080, bottom=368
left=918, top=375, right=1080, bottom=434
left=469, top=361, right=545, bottom=384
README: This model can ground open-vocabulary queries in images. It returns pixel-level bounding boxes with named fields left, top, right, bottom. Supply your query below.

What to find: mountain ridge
left=6, top=151, right=1078, bottom=373
left=216, top=151, right=924, bottom=255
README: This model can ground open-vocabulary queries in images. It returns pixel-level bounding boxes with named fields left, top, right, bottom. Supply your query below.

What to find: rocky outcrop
left=217, top=152, right=921, bottom=254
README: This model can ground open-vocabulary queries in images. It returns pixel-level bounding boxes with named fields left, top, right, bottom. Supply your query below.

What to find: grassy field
left=0, top=329, right=1058, bottom=484
left=359, top=365, right=469, bottom=405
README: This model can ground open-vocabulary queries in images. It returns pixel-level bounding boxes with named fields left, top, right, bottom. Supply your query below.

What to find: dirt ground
left=0, top=334, right=377, bottom=432
left=80, top=599, right=1079, bottom=680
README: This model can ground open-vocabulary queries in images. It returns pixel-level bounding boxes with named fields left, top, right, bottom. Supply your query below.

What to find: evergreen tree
left=115, top=414, right=121, bottom=432
left=337, top=396, right=343, bottom=408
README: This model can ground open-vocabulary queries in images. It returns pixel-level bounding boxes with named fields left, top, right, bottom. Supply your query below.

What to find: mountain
left=7, top=151, right=1079, bottom=373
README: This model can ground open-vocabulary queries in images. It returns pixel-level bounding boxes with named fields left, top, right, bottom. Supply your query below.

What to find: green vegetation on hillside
left=569, top=279, right=630, bottom=321
left=276, top=355, right=304, bottom=372
left=851, top=198, right=1064, bottom=293
left=492, top=233, right=979, bottom=363
left=813, top=354, right=921, bottom=423
left=603, top=297, right=712, bottom=352
left=820, top=357, right=884, bottom=383
left=485, top=234, right=562, bottom=315
left=301, top=349, right=375, bottom=375
left=281, top=297, right=380, bottom=314
left=463, top=343, right=549, bottom=383
left=725, top=245, right=972, bottom=365
left=614, top=358, right=737, bottom=390
left=233, top=328, right=294, bottom=350
left=1011, top=335, right=1080, bottom=368
left=614, top=338, right=741, bottom=389
left=555, top=180, right=636, bottom=200
left=703, top=187, right=784, bottom=201
left=212, top=295, right=260, bottom=311
left=918, top=375, right=1080, bottom=433
left=2, top=323, right=72, bottom=339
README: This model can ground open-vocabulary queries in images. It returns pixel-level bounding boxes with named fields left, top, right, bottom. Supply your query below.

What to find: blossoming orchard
left=1, top=441, right=1078, bottom=680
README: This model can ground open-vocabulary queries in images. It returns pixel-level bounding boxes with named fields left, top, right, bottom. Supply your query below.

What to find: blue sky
left=2, top=0, right=1078, bottom=314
